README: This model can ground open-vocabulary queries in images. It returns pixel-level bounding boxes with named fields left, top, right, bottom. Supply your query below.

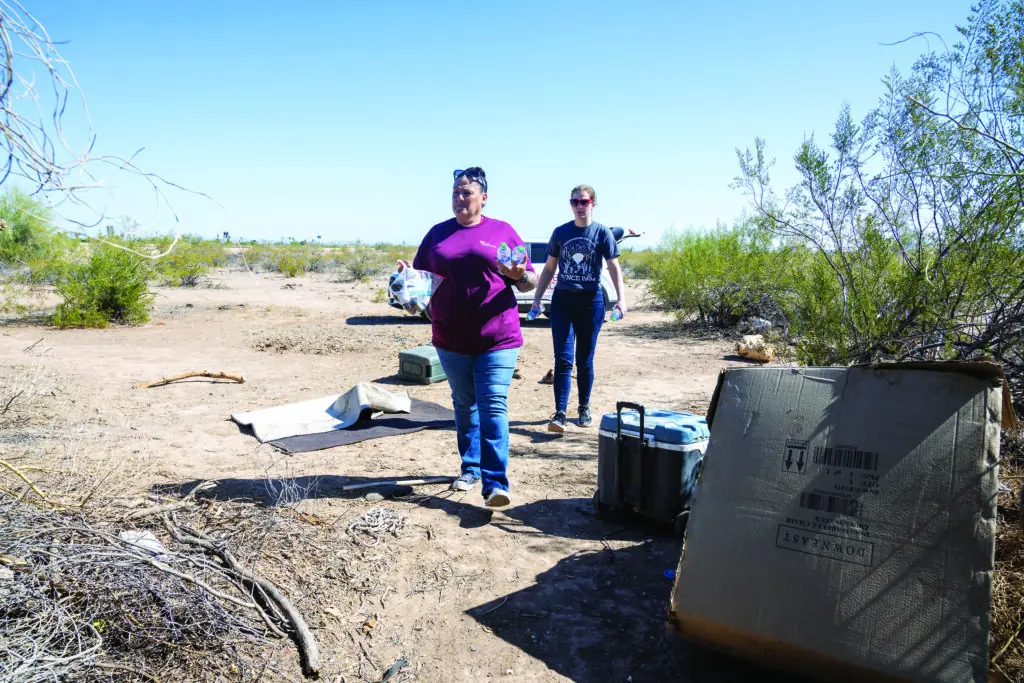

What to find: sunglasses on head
left=453, top=169, right=487, bottom=192
left=570, top=198, right=593, bottom=207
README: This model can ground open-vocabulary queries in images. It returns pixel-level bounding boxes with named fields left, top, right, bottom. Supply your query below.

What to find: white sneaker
left=484, top=489, right=511, bottom=507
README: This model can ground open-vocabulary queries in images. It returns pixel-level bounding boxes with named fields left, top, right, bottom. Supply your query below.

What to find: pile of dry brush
left=0, top=484, right=321, bottom=682
left=992, top=428, right=1024, bottom=682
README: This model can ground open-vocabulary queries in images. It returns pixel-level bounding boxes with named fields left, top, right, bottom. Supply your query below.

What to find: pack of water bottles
left=390, top=266, right=444, bottom=315
left=496, top=242, right=527, bottom=267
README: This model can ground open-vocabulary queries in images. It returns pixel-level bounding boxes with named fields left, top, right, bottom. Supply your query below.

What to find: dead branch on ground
left=126, top=481, right=217, bottom=520
left=136, top=371, right=245, bottom=389
left=162, top=513, right=321, bottom=678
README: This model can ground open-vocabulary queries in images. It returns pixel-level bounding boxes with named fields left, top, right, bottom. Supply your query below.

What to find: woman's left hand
left=497, top=261, right=527, bottom=282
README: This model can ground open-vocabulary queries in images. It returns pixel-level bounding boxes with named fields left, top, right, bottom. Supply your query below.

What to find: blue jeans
left=435, top=347, right=519, bottom=494
left=550, top=289, right=605, bottom=412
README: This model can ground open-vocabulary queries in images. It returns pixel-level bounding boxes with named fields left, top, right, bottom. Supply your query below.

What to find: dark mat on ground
left=269, top=398, right=454, bottom=453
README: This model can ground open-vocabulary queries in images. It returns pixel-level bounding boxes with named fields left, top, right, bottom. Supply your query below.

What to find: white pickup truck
left=389, top=227, right=640, bottom=320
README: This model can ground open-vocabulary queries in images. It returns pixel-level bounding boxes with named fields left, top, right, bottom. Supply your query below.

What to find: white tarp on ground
left=231, top=382, right=412, bottom=443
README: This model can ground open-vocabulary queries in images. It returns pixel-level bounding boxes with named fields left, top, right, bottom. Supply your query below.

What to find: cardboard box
left=670, top=362, right=1017, bottom=683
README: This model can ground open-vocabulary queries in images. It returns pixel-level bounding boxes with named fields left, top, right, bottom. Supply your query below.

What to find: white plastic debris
left=118, top=530, right=172, bottom=560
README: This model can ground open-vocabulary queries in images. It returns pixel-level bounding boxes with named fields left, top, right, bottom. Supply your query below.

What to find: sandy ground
left=0, top=270, right=800, bottom=683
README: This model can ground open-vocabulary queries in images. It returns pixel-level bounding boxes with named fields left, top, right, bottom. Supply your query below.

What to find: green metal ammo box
left=398, top=344, right=447, bottom=385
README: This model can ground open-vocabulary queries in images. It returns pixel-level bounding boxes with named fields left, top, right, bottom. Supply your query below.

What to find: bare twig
left=0, top=457, right=63, bottom=507
left=0, top=388, right=22, bottom=416
left=126, top=481, right=216, bottom=520
left=476, top=595, right=508, bottom=616
left=359, top=639, right=379, bottom=671
left=136, top=371, right=245, bottom=389
left=93, top=662, right=162, bottom=682
left=146, top=558, right=261, bottom=611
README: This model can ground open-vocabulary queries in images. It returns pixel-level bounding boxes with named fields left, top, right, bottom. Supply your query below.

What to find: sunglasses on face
left=453, top=169, right=487, bottom=192
left=570, top=198, right=593, bottom=207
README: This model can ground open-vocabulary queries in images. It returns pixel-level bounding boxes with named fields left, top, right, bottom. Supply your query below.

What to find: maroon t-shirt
left=413, top=216, right=534, bottom=355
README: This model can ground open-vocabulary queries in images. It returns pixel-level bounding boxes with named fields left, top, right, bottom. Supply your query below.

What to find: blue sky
left=23, top=1, right=972, bottom=248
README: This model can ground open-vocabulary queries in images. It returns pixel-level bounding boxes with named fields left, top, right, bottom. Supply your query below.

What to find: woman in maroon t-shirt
left=408, top=167, right=536, bottom=507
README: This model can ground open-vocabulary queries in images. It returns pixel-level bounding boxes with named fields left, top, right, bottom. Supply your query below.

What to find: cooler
left=595, top=402, right=710, bottom=534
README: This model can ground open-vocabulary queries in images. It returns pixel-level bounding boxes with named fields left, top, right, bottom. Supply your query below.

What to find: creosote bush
left=50, top=242, right=154, bottom=327
left=338, top=243, right=384, bottom=281
left=152, top=237, right=227, bottom=287
left=647, top=223, right=793, bottom=329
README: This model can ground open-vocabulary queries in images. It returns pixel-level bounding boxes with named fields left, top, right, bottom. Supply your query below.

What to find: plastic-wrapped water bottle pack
left=389, top=266, right=444, bottom=315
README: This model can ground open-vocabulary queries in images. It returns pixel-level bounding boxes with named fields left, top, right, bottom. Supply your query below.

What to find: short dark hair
left=454, top=167, right=487, bottom=192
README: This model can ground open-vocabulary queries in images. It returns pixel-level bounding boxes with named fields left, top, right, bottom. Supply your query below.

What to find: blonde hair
left=571, top=184, right=596, bottom=204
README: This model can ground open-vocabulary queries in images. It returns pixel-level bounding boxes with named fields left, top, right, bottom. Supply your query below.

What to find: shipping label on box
left=775, top=438, right=880, bottom=568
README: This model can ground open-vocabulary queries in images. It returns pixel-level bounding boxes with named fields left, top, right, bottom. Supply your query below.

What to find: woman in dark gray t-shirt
left=530, top=184, right=626, bottom=432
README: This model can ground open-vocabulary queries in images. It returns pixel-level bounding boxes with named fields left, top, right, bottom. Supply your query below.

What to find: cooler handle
left=616, top=401, right=645, bottom=442
left=615, top=402, right=646, bottom=507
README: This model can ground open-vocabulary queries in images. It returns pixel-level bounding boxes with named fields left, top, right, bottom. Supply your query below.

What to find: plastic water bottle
left=497, top=242, right=512, bottom=266
left=511, top=245, right=527, bottom=264
left=610, top=305, right=623, bottom=322
left=526, top=305, right=541, bottom=321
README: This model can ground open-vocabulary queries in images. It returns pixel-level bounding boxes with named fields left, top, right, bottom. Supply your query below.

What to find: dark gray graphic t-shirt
left=547, top=221, right=620, bottom=292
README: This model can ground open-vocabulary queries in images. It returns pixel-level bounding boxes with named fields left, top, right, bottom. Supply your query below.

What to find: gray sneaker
left=578, top=405, right=593, bottom=428
left=547, top=411, right=567, bottom=433
left=451, top=473, right=480, bottom=491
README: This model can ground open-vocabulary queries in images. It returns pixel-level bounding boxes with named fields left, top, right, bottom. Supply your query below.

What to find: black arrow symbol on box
left=785, top=449, right=793, bottom=471
left=797, top=449, right=806, bottom=473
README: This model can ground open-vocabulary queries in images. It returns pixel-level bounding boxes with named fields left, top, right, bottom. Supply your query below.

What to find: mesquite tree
left=735, top=0, right=1024, bottom=401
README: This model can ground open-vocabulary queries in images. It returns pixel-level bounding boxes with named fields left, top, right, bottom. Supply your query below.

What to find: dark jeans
left=550, top=288, right=605, bottom=412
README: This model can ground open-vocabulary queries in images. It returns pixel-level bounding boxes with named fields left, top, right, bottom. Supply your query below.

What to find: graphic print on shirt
left=559, top=236, right=598, bottom=284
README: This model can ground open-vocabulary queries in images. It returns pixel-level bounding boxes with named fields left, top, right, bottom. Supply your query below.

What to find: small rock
left=362, top=617, right=377, bottom=633
left=364, top=492, right=385, bottom=502
left=324, top=606, right=342, bottom=618
left=504, top=670, right=513, bottom=676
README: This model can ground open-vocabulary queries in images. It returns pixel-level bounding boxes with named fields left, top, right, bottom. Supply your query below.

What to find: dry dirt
left=0, top=270, right=801, bottom=683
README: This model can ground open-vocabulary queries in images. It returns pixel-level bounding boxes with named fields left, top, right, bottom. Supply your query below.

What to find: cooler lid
left=599, top=408, right=709, bottom=445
